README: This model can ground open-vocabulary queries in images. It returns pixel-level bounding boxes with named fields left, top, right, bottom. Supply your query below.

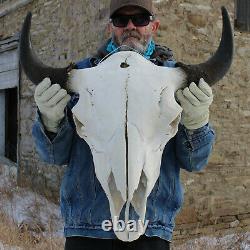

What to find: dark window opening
left=235, top=0, right=250, bottom=32
left=5, top=87, right=18, bottom=162
left=0, top=35, right=19, bottom=164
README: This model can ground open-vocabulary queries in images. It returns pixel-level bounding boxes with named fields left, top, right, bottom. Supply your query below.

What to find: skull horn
left=19, top=12, right=75, bottom=88
left=176, top=6, right=234, bottom=86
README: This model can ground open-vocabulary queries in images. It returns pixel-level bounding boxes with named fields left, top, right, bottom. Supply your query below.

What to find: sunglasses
left=110, top=14, right=154, bottom=28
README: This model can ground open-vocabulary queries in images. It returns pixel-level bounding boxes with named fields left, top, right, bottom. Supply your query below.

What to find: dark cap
left=110, top=0, right=153, bottom=17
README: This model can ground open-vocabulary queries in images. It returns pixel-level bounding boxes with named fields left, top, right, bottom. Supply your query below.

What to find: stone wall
left=0, top=0, right=249, bottom=242
left=0, top=0, right=110, bottom=199
left=152, top=0, right=250, bottom=243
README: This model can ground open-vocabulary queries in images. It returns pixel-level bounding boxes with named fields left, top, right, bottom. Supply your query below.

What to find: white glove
left=175, top=78, right=213, bottom=130
left=34, top=78, right=71, bottom=133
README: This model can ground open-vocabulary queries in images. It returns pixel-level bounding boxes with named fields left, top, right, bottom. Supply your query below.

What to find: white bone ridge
left=69, top=51, right=186, bottom=241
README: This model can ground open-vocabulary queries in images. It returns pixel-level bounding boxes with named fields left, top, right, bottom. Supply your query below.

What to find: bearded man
left=32, top=0, right=215, bottom=249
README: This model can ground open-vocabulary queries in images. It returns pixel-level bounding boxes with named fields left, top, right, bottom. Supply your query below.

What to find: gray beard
left=112, top=33, right=151, bottom=55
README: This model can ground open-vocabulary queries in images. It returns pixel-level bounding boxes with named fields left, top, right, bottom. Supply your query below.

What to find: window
left=0, top=35, right=19, bottom=163
left=235, top=0, right=250, bottom=32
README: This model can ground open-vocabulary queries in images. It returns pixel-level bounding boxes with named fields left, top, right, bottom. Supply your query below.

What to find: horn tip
left=23, top=11, right=32, bottom=25
left=221, top=6, right=228, bottom=16
left=26, top=11, right=32, bottom=18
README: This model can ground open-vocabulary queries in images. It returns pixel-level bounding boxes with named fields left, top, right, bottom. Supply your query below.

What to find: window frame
left=234, top=0, right=250, bottom=32
left=0, top=34, right=20, bottom=165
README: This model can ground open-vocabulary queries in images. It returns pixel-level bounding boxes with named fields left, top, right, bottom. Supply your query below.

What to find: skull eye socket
left=73, top=114, right=87, bottom=137
left=73, top=114, right=83, bottom=127
left=169, top=114, right=181, bottom=133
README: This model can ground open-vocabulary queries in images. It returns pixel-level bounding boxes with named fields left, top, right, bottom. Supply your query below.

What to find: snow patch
left=0, top=164, right=63, bottom=238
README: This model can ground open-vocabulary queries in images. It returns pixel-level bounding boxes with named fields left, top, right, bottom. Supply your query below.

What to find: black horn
left=176, top=6, right=234, bottom=86
left=19, top=12, right=75, bottom=88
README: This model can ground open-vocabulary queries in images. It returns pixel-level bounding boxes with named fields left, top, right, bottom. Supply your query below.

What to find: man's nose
left=125, top=19, right=136, bottom=30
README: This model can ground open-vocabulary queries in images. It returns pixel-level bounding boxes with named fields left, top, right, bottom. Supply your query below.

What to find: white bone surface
left=69, top=51, right=186, bottom=241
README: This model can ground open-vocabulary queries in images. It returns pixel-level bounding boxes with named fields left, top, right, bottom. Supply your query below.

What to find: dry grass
left=0, top=212, right=64, bottom=250
left=0, top=209, right=249, bottom=250
left=0, top=164, right=249, bottom=249
left=173, top=232, right=250, bottom=250
left=0, top=164, right=65, bottom=250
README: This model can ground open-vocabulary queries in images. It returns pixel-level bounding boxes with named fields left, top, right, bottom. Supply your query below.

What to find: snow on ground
left=174, top=232, right=250, bottom=250
left=0, top=164, right=64, bottom=238
left=0, top=242, right=21, bottom=250
left=0, top=163, right=249, bottom=250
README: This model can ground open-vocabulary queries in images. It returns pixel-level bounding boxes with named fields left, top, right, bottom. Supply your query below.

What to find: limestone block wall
left=0, top=0, right=249, bottom=242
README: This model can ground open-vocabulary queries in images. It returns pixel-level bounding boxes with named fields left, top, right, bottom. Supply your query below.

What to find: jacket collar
left=92, top=38, right=174, bottom=66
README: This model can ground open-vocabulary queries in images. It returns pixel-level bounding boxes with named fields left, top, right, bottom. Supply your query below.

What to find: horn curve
left=19, top=12, right=75, bottom=88
left=176, top=6, right=234, bottom=86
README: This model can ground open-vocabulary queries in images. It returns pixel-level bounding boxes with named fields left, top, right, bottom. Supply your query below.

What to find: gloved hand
left=175, top=78, right=213, bottom=130
left=34, top=78, right=71, bottom=133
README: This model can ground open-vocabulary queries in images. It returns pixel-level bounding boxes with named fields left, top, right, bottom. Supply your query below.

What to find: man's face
left=108, top=6, right=160, bottom=54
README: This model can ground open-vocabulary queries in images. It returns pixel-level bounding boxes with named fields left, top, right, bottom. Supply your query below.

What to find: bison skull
left=69, top=51, right=185, bottom=241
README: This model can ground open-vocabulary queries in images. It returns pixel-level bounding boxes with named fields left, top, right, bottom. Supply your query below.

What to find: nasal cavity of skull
left=131, top=170, right=147, bottom=216
left=73, top=115, right=86, bottom=135
left=170, top=114, right=181, bottom=130
left=73, top=114, right=84, bottom=127
left=108, top=171, right=125, bottom=214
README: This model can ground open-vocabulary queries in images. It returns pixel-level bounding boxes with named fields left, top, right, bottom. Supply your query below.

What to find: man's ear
left=151, top=19, right=160, bottom=33
left=107, top=22, right=113, bottom=34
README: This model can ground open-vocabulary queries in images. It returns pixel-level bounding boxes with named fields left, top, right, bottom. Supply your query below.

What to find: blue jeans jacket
left=32, top=57, right=215, bottom=242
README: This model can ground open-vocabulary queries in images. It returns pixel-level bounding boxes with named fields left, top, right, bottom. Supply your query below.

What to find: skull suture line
left=19, top=6, right=233, bottom=242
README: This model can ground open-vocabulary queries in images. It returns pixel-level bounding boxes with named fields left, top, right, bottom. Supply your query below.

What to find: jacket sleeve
left=32, top=107, right=75, bottom=166
left=175, top=123, right=215, bottom=172
left=31, top=59, right=92, bottom=166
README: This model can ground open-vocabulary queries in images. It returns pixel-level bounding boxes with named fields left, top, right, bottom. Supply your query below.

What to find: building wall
left=0, top=0, right=110, bottom=199
left=153, top=0, right=250, bottom=242
left=0, top=0, right=249, bottom=242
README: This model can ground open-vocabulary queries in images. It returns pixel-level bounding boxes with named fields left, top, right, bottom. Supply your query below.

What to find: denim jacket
left=32, top=54, right=215, bottom=242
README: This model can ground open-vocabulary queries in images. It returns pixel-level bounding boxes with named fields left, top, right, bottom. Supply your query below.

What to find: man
left=32, top=0, right=215, bottom=249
